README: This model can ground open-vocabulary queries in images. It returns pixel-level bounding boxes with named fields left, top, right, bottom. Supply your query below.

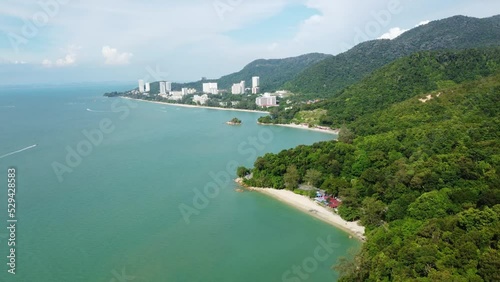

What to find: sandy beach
left=121, top=98, right=339, bottom=135
left=236, top=179, right=365, bottom=241
left=122, top=97, right=269, bottom=114
left=259, top=122, right=340, bottom=135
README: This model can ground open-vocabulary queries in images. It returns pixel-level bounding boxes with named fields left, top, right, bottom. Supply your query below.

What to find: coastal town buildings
left=193, top=94, right=209, bottom=105
left=275, top=90, right=290, bottom=98
left=232, top=81, right=246, bottom=94
left=256, top=93, right=277, bottom=107
left=231, top=84, right=241, bottom=94
left=202, top=82, right=218, bottom=94
left=168, top=91, right=184, bottom=101
left=138, top=80, right=145, bottom=93
left=141, top=76, right=269, bottom=101
left=159, top=82, right=167, bottom=95
left=252, top=76, right=260, bottom=94
left=181, top=88, right=196, bottom=95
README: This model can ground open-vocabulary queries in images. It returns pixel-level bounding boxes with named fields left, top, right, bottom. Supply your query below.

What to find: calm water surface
left=0, top=84, right=360, bottom=282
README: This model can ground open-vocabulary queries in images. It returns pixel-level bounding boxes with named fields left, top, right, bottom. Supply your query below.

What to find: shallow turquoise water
left=0, top=84, right=360, bottom=282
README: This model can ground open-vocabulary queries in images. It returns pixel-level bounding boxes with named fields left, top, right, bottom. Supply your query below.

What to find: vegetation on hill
left=173, top=53, right=331, bottom=92
left=260, top=47, right=500, bottom=127
left=216, top=53, right=331, bottom=92
left=285, top=15, right=500, bottom=97
left=241, top=51, right=500, bottom=280
left=105, top=53, right=330, bottom=96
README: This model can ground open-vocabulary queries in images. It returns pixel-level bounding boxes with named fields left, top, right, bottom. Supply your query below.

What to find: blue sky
left=225, top=4, right=318, bottom=43
left=0, top=0, right=499, bottom=85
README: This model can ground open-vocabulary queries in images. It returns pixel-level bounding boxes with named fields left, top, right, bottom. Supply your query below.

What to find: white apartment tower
left=138, top=79, right=145, bottom=93
left=232, top=83, right=242, bottom=94
left=145, top=83, right=151, bottom=93
left=252, top=76, right=260, bottom=88
left=166, top=82, right=172, bottom=92
left=232, top=80, right=246, bottom=95
left=159, top=82, right=167, bottom=95
left=256, top=93, right=277, bottom=107
left=203, top=82, right=218, bottom=94
left=240, top=80, right=245, bottom=92
left=252, top=76, right=260, bottom=94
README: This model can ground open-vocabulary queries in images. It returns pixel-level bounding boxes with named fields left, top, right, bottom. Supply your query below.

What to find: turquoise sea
left=0, top=84, right=360, bottom=282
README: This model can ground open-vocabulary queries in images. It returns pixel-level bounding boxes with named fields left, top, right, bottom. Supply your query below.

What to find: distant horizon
left=1, top=0, right=499, bottom=85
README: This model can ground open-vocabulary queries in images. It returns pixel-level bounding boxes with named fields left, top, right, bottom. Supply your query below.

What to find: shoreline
left=121, top=97, right=269, bottom=114
left=120, top=97, right=339, bottom=135
left=235, top=179, right=365, bottom=241
left=258, top=122, right=340, bottom=135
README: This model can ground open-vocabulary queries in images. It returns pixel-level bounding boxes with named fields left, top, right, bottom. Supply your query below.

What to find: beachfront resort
left=135, top=76, right=280, bottom=108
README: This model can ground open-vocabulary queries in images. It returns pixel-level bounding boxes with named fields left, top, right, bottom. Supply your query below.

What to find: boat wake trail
left=0, top=144, right=37, bottom=159
left=86, top=108, right=112, bottom=113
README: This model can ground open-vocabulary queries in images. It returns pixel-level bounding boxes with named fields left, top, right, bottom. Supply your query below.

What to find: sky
left=0, top=0, right=499, bottom=85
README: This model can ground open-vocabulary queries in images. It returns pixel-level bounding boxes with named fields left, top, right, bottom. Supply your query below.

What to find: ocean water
left=0, top=84, right=360, bottom=282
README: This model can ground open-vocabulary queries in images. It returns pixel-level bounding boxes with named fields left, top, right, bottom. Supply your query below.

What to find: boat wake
left=86, top=108, right=112, bottom=113
left=0, top=144, right=37, bottom=159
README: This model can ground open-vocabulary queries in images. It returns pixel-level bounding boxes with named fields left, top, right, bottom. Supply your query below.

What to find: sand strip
left=121, top=97, right=269, bottom=113
left=236, top=179, right=365, bottom=241
left=258, top=122, right=339, bottom=135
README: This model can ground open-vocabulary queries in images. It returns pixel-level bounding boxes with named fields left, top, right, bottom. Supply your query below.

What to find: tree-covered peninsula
left=242, top=48, right=500, bottom=281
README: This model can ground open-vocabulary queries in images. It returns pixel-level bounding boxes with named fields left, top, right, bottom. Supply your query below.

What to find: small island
left=226, top=118, right=242, bottom=125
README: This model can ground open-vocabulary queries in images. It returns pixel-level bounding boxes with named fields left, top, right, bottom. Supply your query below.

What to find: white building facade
left=256, top=93, right=277, bottom=107
left=231, top=80, right=246, bottom=95
left=169, top=91, right=184, bottom=101
left=203, top=82, right=218, bottom=94
left=138, top=80, right=145, bottom=93
left=252, top=76, right=260, bottom=94
left=159, top=82, right=167, bottom=95
left=193, top=94, right=209, bottom=105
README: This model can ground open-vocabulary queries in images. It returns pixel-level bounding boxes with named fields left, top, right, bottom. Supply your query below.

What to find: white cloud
left=42, top=59, right=52, bottom=67
left=378, top=27, right=407, bottom=40
left=4, top=0, right=500, bottom=84
left=102, top=46, right=133, bottom=65
left=42, top=45, right=80, bottom=67
left=289, top=1, right=386, bottom=54
left=379, top=19, right=432, bottom=40
left=55, top=53, right=76, bottom=67
left=0, top=59, right=27, bottom=65
left=417, top=20, right=430, bottom=26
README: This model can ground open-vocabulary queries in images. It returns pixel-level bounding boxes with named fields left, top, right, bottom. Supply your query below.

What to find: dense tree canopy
left=260, top=47, right=500, bottom=127
left=285, top=15, right=500, bottom=97
left=243, top=52, right=500, bottom=281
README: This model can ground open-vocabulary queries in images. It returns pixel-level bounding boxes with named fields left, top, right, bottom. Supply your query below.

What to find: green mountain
left=320, top=47, right=500, bottom=127
left=173, top=53, right=331, bottom=92
left=243, top=48, right=500, bottom=281
left=284, top=15, right=500, bottom=96
left=261, top=47, right=500, bottom=126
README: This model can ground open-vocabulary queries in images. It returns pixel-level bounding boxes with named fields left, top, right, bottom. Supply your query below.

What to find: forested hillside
left=260, top=48, right=500, bottom=126
left=243, top=52, right=500, bottom=281
left=215, top=53, right=331, bottom=92
left=285, top=15, right=500, bottom=97
left=173, top=53, right=331, bottom=92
